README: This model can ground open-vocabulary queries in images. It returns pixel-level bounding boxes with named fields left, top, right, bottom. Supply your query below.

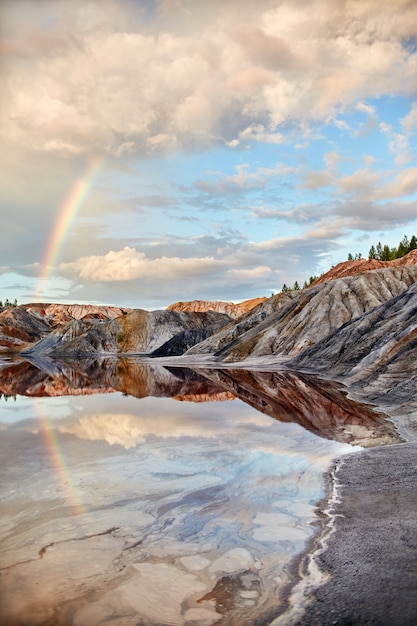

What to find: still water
left=0, top=357, right=398, bottom=625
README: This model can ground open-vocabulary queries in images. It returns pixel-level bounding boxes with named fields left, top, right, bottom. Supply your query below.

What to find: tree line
left=0, top=298, right=18, bottom=307
left=281, top=233, right=417, bottom=294
left=348, top=234, right=417, bottom=262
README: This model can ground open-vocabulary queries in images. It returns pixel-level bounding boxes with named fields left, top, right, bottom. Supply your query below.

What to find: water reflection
left=0, top=357, right=400, bottom=626
left=0, top=356, right=399, bottom=447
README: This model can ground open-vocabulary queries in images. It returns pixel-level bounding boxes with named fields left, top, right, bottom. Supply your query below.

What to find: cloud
left=251, top=205, right=324, bottom=224
left=402, top=100, right=417, bottom=133
left=338, top=200, right=417, bottom=230
left=53, top=232, right=336, bottom=306
left=1, top=0, right=417, bottom=157
left=377, top=167, right=417, bottom=198
left=337, top=168, right=380, bottom=196
left=302, top=170, right=333, bottom=190
left=193, top=162, right=295, bottom=197
left=61, top=246, right=225, bottom=281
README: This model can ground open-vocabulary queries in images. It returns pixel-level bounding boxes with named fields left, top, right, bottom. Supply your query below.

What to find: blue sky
left=0, top=0, right=416, bottom=309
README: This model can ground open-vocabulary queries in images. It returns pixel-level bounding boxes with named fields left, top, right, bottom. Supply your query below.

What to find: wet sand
left=278, top=442, right=417, bottom=625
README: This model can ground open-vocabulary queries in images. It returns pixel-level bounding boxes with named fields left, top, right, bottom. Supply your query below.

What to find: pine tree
left=397, top=235, right=409, bottom=258
left=368, top=245, right=376, bottom=260
left=381, top=245, right=391, bottom=261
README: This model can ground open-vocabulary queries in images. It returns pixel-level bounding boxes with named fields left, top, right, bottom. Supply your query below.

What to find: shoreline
left=2, top=353, right=416, bottom=624
left=273, top=442, right=417, bottom=625
left=268, top=453, right=352, bottom=626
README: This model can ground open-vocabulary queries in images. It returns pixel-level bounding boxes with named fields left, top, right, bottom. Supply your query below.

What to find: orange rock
left=312, top=249, right=417, bottom=285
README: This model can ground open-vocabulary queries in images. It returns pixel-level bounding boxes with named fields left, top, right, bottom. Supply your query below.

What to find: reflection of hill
left=197, top=368, right=401, bottom=448
left=0, top=357, right=400, bottom=447
left=0, top=358, right=114, bottom=397
left=0, top=357, right=228, bottom=402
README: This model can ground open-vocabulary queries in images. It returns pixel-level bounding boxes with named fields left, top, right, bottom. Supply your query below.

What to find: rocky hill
left=1, top=259, right=417, bottom=423
left=2, top=260, right=417, bottom=442
left=19, top=308, right=231, bottom=357
left=185, top=266, right=417, bottom=360
left=290, top=281, right=417, bottom=406
left=0, top=303, right=131, bottom=352
left=167, top=297, right=266, bottom=318
left=311, top=248, right=417, bottom=285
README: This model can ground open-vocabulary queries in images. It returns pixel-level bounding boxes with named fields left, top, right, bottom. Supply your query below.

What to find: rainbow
left=36, top=155, right=103, bottom=300
left=35, top=398, right=87, bottom=516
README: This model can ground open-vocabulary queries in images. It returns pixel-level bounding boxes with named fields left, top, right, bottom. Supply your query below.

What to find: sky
left=0, top=0, right=416, bottom=310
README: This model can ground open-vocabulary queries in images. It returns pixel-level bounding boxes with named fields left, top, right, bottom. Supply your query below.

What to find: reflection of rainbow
left=36, top=156, right=103, bottom=301
left=36, top=399, right=87, bottom=516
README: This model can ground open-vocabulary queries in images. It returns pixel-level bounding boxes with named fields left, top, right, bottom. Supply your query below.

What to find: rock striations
left=167, top=297, right=267, bottom=318
left=19, top=308, right=231, bottom=357
left=186, top=266, right=417, bottom=362
left=2, top=259, right=417, bottom=416
left=310, top=248, right=417, bottom=285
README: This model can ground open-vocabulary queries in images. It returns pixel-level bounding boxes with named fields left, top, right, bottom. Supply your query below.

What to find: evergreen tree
left=397, top=235, right=409, bottom=258
left=381, top=244, right=391, bottom=261
left=368, top=245, right=376, bottom=260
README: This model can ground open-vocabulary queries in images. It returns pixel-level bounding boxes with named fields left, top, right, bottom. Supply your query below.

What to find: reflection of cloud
left=30, top=410, right=274, bottom=449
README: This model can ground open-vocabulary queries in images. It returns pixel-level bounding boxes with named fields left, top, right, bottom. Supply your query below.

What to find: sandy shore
left=277, top=442, right=417, bottom=625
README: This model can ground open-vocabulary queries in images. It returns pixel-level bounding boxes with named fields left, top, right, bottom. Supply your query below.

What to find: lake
left=0, top=357, right=399, bottom=625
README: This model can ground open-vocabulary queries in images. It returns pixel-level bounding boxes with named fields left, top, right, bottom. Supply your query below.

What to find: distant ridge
left=311, top=248, right=417, bottom=286
left=167, top=297, right=267, bottom=318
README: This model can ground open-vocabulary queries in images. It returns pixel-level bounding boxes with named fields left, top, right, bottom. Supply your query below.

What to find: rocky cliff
left=167, top=297, right=267, bottom=318
left=19, top=308, right=231, bottom=356
left=290, top=281, right=417, bottom=406
left=0, top=303, right=131, bottom=352
left=186, top=266, right=417, bottom=361
left=310, top=248, right=417, bottom=285
left=2, top=262, right=417, bottom=420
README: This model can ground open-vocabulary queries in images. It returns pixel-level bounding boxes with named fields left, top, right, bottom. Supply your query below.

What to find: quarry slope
left=186, top=266, right=417, bottom=361
left=290, top=281, right=417, bottom=406
left=167, top=296, right=267, bottom=318
left=20, top=308, right=231, bottom=356
left=310, top=248, right=417, bottom=285
left=0, top=303, right=130, bottom=352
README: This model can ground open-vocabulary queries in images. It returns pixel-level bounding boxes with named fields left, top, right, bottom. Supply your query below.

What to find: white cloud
left=61, top=247, right=225, bottom=281
left=193, top=161, right=294, bottom=196
left=1, top=0, right=417, bottom=157
left=402, top=101, right=417, bottom=133
left=380, top=122, right=412, bottom=164
left=377, top=167, right=417, bottom=198
left=356, top=102, right=376, bottom=116
left=54, top=234, right=333, bottom=306
left=302, top=170, right=333, bottom=190
left=337, top=168, right=380, bottom=196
